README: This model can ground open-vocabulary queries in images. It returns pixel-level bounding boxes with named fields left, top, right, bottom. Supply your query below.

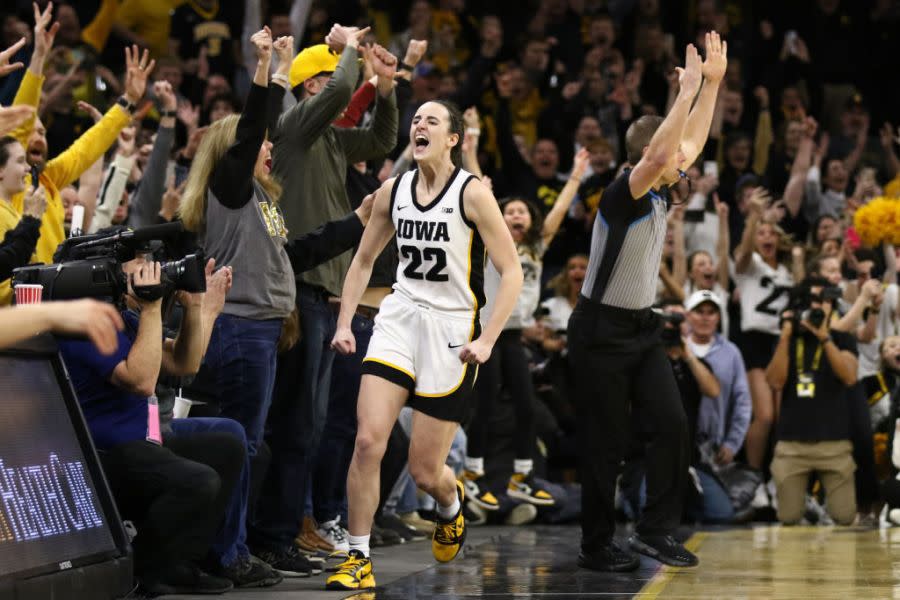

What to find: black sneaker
left=256, top=546, right=323, bottom=577
left=376, top=513, right=427, bottom=542
left=372, top=523, right=403, bottom=546
left=215, top=555, right=283, bottom=588
left=139, top=563, right=234, bottom=596
left=629, top=534, right=699, bottom=567
left=577, top=540, right=640, bottom=572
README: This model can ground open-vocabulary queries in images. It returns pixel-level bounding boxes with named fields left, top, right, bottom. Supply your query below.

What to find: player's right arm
left=628, top=44, right=702, bottom=199
left=331, top=178, right=397, bottom=355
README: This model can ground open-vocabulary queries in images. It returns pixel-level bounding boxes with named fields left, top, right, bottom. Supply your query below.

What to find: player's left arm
left=460, top=178, right=524, bottom=365
left=680, top=31, right=727, bottom=165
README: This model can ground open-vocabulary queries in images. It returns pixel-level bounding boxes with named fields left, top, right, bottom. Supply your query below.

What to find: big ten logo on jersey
left=259, top=201, right=287, bottom=238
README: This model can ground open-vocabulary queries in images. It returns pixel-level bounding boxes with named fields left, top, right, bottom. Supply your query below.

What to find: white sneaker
left=317, top=517, right=349, bottom=555
left=804, top=495, right=828, bottom=524
left=504, top=503, right=537, bottom=526
left=766, top=479, right=778, bottom=511
left=889, top=508, right=900, bottom=526
left=751, top=482, right=770, bottom=509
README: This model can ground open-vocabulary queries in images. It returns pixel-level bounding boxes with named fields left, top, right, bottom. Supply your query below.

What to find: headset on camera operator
left=765, top=276, right=859, bottom=525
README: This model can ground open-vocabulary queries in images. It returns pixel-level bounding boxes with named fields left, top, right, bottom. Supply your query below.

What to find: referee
left=569, top=33, right=727, bottom=571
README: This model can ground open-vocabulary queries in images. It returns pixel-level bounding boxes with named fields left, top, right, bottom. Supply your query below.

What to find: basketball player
left=326, top=99, right=523, bottom=590
left=569, top=32, right=727, bottom=571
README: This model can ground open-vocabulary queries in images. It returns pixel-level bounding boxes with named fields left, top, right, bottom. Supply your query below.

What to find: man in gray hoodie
left=685, top=290, right=752, bottom=522
left=252, top=24, right=398, bottom=571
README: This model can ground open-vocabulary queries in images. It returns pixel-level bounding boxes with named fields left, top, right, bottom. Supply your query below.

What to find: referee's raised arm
left=627, top=44, right=702, bottom=199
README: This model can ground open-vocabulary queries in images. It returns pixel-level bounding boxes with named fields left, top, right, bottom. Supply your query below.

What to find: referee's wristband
left=399, top=61, right=415, bottom=72
left=159, top=109, right=176, bottom=119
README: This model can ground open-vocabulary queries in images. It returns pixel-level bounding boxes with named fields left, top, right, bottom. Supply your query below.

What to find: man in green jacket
left=251, top=24, right=398, bottom=574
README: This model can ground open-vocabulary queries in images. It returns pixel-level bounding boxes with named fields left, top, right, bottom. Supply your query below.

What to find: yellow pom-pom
left=854, top=197, right=900, bottom=247
left=885, top=176, right=900, bottom=199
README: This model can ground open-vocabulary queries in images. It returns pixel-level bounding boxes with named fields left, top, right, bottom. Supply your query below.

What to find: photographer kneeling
left=766, top=277, right=859, bottom=525
left=56, top=255, right=246, bottom=595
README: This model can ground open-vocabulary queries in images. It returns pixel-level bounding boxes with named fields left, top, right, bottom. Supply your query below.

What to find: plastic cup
left=14, top=284, right=43, bottom=305
left=173, top=395, right=192, bottom=419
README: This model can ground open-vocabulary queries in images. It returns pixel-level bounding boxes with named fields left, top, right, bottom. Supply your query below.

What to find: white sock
left=437, top=493, right=461, bottom=520
left=348, top=533, right=370, bottom=558
left=465, top=456, right=484, bottom=475
left=514, top=459, right=533, bottom=475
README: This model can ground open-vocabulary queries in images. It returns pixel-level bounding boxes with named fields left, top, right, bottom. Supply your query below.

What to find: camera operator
left=56, top=255, right=249, bottom=595
left=684, top=290, right=752, bottom=522
left=765, top=277, right=859, bottom=526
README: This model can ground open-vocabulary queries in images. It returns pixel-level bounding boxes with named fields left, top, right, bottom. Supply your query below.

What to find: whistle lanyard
left=795, top=336, right=823, bottom=377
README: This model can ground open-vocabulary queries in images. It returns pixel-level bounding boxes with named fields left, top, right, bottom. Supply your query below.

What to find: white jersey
left=734, top=253, right=793, bottom=335
left=483, top=242, right=545, bottom=330
left=858, top=283, right=900, bottom=378
left=390, top=167, right=485, bottom=320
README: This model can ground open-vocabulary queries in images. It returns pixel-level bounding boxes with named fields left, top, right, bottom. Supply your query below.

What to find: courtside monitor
left=0, top=335, right=131, bottom=599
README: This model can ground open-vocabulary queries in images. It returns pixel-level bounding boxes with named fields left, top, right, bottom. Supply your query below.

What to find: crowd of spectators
left=0, top=0, right=899, bottom=595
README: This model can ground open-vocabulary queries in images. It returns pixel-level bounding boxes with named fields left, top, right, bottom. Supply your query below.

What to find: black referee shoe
left=577, top=540, right=640, bottom=572
left=628, top=534, right=698, bottom=567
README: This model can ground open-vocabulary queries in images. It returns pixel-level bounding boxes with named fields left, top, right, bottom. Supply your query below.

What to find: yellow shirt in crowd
left=115, top=0, right=186, bottom=58
left=4, top=70, right=131, bottom=305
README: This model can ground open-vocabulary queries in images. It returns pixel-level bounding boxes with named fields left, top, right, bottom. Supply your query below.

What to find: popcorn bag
left=14, top=284, right=43, bottom=305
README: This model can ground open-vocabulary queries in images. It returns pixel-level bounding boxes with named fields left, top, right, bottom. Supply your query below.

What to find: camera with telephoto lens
left=660, top=311, right=685, bottom=347
left=783, top=280, right=842, bottom=330
left=12, top=222, right=205, bottom=304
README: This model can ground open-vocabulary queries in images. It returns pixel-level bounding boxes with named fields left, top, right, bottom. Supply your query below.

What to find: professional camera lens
left=160, top=254, right=206, bottom=293
left=802, top=308, right=825, bottom=328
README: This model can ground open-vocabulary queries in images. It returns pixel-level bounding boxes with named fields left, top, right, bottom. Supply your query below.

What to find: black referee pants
left=568, top=300, right=688, bottom=554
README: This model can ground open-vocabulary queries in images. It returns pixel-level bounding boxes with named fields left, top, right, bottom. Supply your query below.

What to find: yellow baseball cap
left=289, top=44, right=340, bottom=89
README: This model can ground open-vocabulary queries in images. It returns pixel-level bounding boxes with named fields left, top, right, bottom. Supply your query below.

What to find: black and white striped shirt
left=582, top=171, right=669, bottom=309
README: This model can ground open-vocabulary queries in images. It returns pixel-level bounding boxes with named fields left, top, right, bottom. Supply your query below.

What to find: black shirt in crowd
left=0, top=216, right=41, bottom=284
left=776, top=330, right=858, bottom=442
left=170, top=2, right=244, bottom=79
left=345, top=167, right=397, bottom=289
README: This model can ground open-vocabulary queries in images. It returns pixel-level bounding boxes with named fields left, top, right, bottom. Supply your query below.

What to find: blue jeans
left=621, top=463, right=735, bottom=524
left=195, top=313, right=282, bottom=457
left=253, top=284, right=336, bottom=550
left=694, top=468, right=735, bottom=523
left=313, top=312, right=374, bottom=523
left=170, top=417, right=250, bottom=566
